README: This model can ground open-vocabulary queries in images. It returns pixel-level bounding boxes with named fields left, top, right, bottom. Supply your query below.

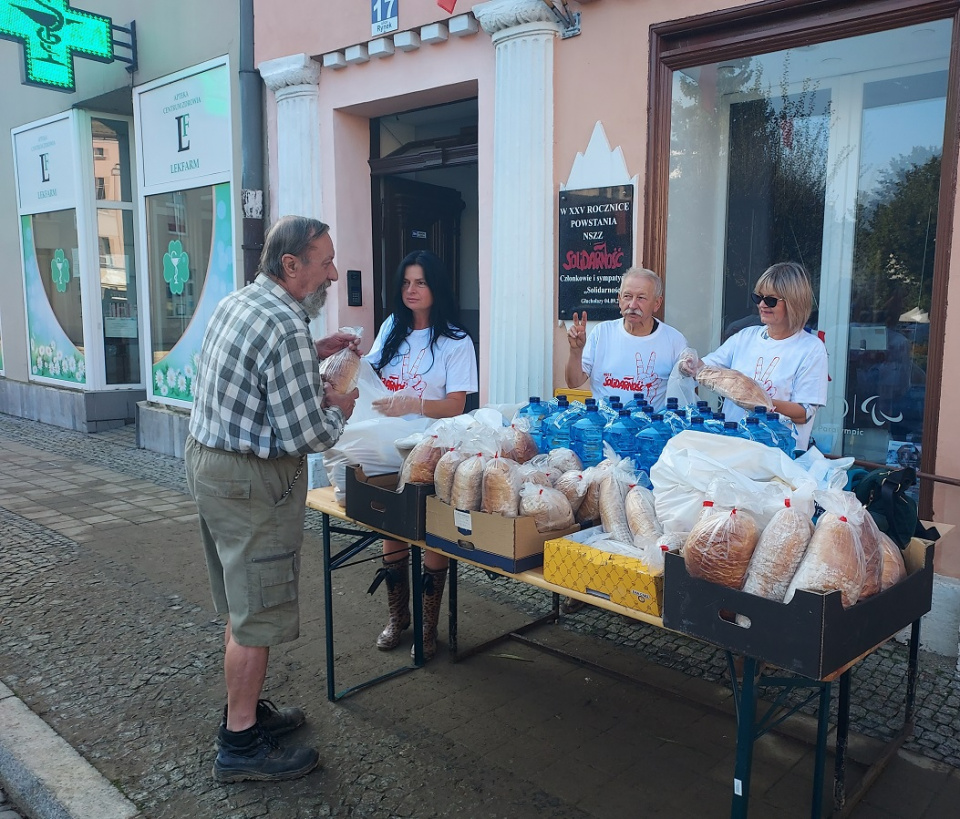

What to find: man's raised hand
left=567, top=311, right=588, bottom=350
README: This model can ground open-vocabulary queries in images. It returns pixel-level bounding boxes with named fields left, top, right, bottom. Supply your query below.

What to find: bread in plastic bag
left=518, top=482, right=575, bottom=533
left=435, top=448, right=469, bottom=505
left=879, top=532, right=907, bottom=591
left=451, top=452, right=488, bottom=511
left=481, top=454, right=522, bottom=517
left=577, top=461, right=612, bottom=524
left=683, top=505, right=760, bottom=590
left=696, top=365, right=774, bottom=412
left=741, top=498, right=813, bottom=601
left=500, top=420, right=539, bottom=464
left=555, top=470, right=588, bottom=515
left=546, top=447, right=582, bottom=473
left=318, top=325, right=363, bottom=394
left=856, top=511, right=885, bottom=599
left=397, top=434, right=443, bottom=490
left=625, top=484, right=661, bottom=540
left=517, top=454, right=560, bottom=487
left=784, top=492, right=866, bottom=608
left=599, top=474, right=634, bottom=546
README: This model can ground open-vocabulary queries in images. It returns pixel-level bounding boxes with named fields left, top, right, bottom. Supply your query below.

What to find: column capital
left=472, top=0, right=556, bottom=36
left=258, top=53, right=321, bottom=94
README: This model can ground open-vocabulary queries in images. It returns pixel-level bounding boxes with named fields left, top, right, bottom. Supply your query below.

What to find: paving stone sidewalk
left=1, top=413, right=959, bottom=818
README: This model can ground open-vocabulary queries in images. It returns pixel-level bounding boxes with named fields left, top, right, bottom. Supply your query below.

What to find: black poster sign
left=557, top=185, right=634, bottom=320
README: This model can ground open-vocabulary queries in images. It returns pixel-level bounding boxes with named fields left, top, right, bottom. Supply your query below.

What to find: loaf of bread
left=683, top=507, right=759, bottom=589
left=741, top=500, right=813, bottom=601
left=519, top=483, right=575, bottom=533
left=554, top=470, right=587, bottom=515
left=397, top=435, right=442, bottom=490
left=576, top=463, right=611, bottom=524
left=784, top=513, right=865, bottom=608
left=318, top=348, right=361, bottom=394
left=857, top=512, right=885, bottom=599
left=434, top=449, right=469, bottom=505
left=625, top=485, right=661, bottom=539
left=481, top=456, right=521, bottom=517
left=501, top=425, right=539, bottom=464
left=450, top=453, right=487, bottom=511
left=599, top=475, right=633, bottom=545
left=879, top=533, right=907, bottom=591
left=547, top=448, right=582, bottom=473
left=696, top=365, right=773, bottom=411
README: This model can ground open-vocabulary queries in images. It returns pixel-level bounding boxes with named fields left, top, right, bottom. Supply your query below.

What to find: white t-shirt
left=581, top=319, right=688, bottom=409
left=365, top=315, right=478, bottom=402
left=703, top=325, right=829, bottom=451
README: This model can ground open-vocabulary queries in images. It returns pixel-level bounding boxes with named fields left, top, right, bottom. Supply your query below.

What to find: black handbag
left=851, top=467, right=939, bottom=549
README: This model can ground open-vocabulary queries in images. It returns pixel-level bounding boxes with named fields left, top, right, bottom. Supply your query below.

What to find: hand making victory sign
left=567, top=311, right=588, bottom=350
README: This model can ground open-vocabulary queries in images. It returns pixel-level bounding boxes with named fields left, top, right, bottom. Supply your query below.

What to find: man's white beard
left=301, top=283, right=328, bottom=318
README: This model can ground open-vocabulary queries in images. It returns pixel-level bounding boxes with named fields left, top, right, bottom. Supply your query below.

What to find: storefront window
left=22, top=210, right=86, bottom=383
left=663, top=20, right=951, bottom=472
left=99, top=208, right=139, bottom=384
left=145, top=186, right=213, bottom=399
left=91, top=118, right=132, bottom=202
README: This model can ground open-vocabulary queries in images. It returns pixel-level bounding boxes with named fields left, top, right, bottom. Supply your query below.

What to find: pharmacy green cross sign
left=0, top=0, right=113, bottom=92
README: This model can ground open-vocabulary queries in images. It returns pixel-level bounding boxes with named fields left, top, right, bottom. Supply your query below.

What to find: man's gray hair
left=620, top=267, right=664, bottom=300
left=258, top=215, right=330, bottom=280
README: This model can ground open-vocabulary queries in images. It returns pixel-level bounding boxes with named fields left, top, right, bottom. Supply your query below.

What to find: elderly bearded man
left=186, top=216, right=358, bottom=782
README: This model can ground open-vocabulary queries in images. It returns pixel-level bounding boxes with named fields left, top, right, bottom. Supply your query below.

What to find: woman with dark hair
left=366, top=250, right=478, bottom=660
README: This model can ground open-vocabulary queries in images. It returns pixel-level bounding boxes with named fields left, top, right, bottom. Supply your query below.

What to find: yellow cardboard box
left=543, top=527, right=664, bottom=616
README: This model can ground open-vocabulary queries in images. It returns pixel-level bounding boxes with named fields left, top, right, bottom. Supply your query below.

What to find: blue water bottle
left=516, top=396, right=549, bottom=451
left=571, top=405, right=605, bottom=467
left=765, top=412, right=796, bottom=458
left=635, top=413, right=671, bottom=474
left=623, top=393, right=646, bottom=413
left=603, top=409, right=641, bottom=467
left=704, top=411, right=725, bottom=435
left=542, top=398, right=575, bottom=451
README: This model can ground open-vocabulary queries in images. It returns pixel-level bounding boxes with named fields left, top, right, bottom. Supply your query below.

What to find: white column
left=258, top=53, right=326, bottom=336
left=474, top=0, right=560, bottom=403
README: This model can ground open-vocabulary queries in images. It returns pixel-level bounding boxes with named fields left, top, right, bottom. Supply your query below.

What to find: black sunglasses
left=751, top=293, right=783, bottom=308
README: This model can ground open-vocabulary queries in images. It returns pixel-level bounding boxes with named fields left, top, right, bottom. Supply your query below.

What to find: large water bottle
left=704, top=411, right=726, bottom=435
left=635, top=413, right=671, bottom=474
left=721, top=420, right=745, bottom=441
left=542, top=399, right=575, bottom=451
left=689, top=400, right=710, bottom=421
left=571, top=405, right=605, bottom=467
left=689, top=416, right=707, bottom=434
left=742, top=415, right=774, bottom=446
left=515, top=396, right=549, bottom=451
left=765, top=412, right=796, bottom=458
left=664, top=407, right=689, bottom=436
left=623, top=393, right=646, bottom=413
left=603, top=409, right=640, bottom=467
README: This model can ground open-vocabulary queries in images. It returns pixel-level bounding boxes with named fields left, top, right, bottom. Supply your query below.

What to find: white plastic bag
left=665, top=347, right=701, bottom=407
left=346, top=358, right=393, bottom=425
left=651, top=430, right=825, bottom=534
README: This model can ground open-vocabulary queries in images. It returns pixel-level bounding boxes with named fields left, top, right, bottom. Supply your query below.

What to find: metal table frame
left=310, top=491, right=922, bottom=817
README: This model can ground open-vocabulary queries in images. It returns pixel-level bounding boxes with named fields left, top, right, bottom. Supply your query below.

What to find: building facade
left=254, top=0, right=960, bottom=658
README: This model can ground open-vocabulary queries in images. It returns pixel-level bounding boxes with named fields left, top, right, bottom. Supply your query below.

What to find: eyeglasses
left=751, top=293, right=783, bottom=308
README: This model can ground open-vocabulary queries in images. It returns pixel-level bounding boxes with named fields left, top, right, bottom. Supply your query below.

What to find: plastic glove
left=678, top=349, right=703, bottom=377
left=372, top=389, right=423, bottom=417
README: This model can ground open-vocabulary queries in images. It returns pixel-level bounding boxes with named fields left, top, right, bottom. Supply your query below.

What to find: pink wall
left=254, top=0, right=459, bottom=65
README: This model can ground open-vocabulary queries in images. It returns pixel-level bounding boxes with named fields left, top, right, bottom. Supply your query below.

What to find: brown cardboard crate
left=344, top=465, right=433, bottom=542
left=544, top=528, right=663, bottom=616
left=662, top=537, right=934, bottom=680
left=425, top=495, right=578, bottom=573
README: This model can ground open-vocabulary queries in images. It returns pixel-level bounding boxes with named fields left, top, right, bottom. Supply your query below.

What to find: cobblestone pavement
left=1, top=413, right=960, bottom=818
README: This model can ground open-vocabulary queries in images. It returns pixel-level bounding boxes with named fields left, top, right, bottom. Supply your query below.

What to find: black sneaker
left=213, top=725, right=320, bottom=783
left=221, top=699, right=306, bottom=738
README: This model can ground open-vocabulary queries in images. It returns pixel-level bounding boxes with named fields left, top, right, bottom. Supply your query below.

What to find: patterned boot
left=369, top=555, right=410, bottom=651
left=411, top=566, right=447, bottom=662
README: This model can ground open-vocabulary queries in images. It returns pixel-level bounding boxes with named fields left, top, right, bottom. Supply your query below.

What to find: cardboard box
left=662, top=537, right=935, bottom=680
left=425, top=495, right=579, bottom=573
left=344, top=465, right=433, bottom=542
left=543, top=528, right=664, bottom=616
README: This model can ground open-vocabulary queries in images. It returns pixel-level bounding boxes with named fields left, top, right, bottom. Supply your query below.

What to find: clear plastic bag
left=499, top=419, right=539, bottom=464
left=555, top=470, right=588, bottom=515
left=481, top=454, right=522, bottom=517
left=518, top=482, right=575, bottom=533
left=741, top=495, right=814, bottom=602
left=546, top=447, right=582, bottom=473
left=318, top=326, right=364, bottom=394
left=784, top=491, right=866, bottom=608
left=696, top=365, right=773, bottom=412
left=666, top=347, right=702, bottom=407
left=625, top=484, right=661, bottom=540
left=683, top=498, right=760, bottom=590
left=879, top=532, right=907, bottom=591
left=435, top=448, right=469, bottom=505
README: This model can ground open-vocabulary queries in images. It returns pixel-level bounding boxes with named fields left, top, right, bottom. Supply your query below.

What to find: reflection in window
left=145, top=187, right=213, bottom=365
left=665, top=20, right=951, bottom=470
left=99, top=209, right=139, bottom=384
left=91, top=118, right=132, bottom=202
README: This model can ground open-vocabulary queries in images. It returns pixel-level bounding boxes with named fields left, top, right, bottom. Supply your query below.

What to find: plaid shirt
left=188, top=274, right=344, bottom=458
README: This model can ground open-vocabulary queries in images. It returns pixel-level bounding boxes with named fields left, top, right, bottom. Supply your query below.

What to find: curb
left=0, top=683, right=141, bottom=819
